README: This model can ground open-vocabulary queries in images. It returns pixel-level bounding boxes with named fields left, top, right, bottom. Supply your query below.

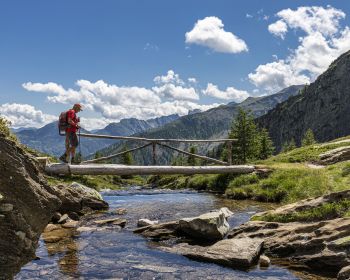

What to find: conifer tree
left=188, top=145, right=198, bottom=166
left=229, top=108, right=259, bottom=163
left=121, top=146, right=133, bottom=165
left=94, top=151, right=103, bottom=159
left=302, top=129, right=316, bottom=146
left=258, top=128, right=274, bottom=159
left=281, top=139, right=296, bottom=152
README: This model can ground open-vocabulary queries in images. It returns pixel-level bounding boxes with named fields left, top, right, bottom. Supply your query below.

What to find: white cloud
left=268, top=20, right=288, bottom=39
left=0, top=103, right=56, bottom=128
left=153, top=70, right=184, bottom=85
left=250, top=5, right=350, bottom=92
left=202, top=83, right=250, bottom=102
left=185, top=16, right=248, bottom=53
left=188, top=77, right=197, bottom=83
left=152, top=84, right=199, bottom=101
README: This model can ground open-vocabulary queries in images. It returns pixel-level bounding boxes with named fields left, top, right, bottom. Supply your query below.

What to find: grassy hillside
left=151, top=137, right=350, bottom=205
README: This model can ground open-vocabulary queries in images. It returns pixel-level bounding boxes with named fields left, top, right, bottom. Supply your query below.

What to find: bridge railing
left=77, top=133, right=237, bottom=166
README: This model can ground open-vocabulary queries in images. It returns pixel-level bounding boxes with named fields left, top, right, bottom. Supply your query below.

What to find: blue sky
left=1, top=1, right=350, bottom=129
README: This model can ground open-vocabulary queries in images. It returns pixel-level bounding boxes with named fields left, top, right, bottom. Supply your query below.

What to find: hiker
left=59, top=103, right=83, bottom=163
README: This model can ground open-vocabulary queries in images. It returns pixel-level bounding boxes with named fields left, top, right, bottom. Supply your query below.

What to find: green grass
left=251, top=199, right=350, bottom=223
left=46, top=174, right=146, bottom=191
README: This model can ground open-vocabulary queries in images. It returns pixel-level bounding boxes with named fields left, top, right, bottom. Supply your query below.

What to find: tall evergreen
left=302, top=129, right=316, bottom=146
left=121, top=146, right=133, bottom=165
left=188, top=145, right=198, bottom=166
left=229, top=108, right=259, bottom=163
left=281, top=139, right=296, bottom=152
left=258, top=128, right=274, bottom=159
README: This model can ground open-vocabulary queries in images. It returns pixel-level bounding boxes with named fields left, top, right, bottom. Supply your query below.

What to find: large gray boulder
left=179, top=208, right=230, bottom=240
left=163, top=238, right=263, bottom=269
left=0, top=135, right=61, bottom=279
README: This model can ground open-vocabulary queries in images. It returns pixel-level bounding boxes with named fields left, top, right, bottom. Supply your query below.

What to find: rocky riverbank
left=135, top=191, right=350, bottom=279
left=0, top=134, right=108, bottom=280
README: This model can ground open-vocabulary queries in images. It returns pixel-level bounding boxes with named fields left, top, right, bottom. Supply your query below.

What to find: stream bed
left=16, top=188, right=332, bottom=279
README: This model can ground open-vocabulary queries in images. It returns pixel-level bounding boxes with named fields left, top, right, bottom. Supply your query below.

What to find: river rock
left=94, top=217, right=127, bottom=227
left=58, top=214, right=70, bottom=224
left=338, top=265, right=350, bottom=280
left=134, top=221, right=180, bottom=240
left=115, top=208, right=127, bottom=215
left=51, top=212, right=62, bottom=223
left=228, top=218, right=350, bottom=273
left=164, top=237, right=263, bottom=269
left=137, top=219, right=159, bottom=227
left=259, top=255, right=270, bottom=267
left=68, top=212, right=80, bottom=221
left=179, top=210, right=229, bottom=240
left=319, top=146, right=350, bottom=165
left=44, top=224, right=61, bottom=232
left=62, top=221, right=79, bottom=228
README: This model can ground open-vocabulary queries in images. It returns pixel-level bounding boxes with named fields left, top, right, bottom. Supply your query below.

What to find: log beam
left=45, top=164, right=256, bottom=176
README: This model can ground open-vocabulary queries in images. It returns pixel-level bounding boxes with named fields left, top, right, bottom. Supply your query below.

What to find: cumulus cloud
left=250, top=5, right=350, bottom=92
left=22, top=70, right=228, bottom=128
left=0, top=103, right=56, bottom=128
left=202, top=83, right=250, bottom=102
left=185, top=16, right=248, bottom=53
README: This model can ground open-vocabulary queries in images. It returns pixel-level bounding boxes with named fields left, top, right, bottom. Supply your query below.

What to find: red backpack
left=58, top=111, right=68, bottom=135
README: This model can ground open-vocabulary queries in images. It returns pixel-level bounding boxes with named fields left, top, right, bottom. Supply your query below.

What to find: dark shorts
left=66, top=131, right=79, bottom=148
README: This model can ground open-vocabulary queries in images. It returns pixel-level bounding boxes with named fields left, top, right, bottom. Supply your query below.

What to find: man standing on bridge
left=59, top=103, right=83, bottom=164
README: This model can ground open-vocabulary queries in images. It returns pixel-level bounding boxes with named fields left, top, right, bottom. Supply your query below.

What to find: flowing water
left=16, top=188, right=332, bottom=280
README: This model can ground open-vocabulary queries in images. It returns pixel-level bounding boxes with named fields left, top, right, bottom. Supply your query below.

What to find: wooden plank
left=157, top=142, right=228, bottom=166
left=77, top=132, right=237, bottom=143
left=81, top=143, right=152, bottom=164
left=45, top=164, right=256, bottom=176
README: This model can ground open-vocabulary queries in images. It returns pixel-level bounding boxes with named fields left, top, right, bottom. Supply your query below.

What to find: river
left=16, top=188, right=332, bottom=279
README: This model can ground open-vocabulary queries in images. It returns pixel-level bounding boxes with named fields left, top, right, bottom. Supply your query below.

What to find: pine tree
left=229, top=108, right=259, bottom=163
left=121, top=146, right=133, bottom=165
left=258, top=128, right=275, bottom=159
left=94, top=151, right=103, bottom=159
left=188, top=145, right=198, bottom=166
left=281, top=139, right=296, bottom=152
left=302, top=129, right=316, bottom=146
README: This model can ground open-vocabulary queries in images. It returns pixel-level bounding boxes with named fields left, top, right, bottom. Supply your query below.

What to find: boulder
left=94, top=217, right=127, bottom=227
left=134, top=221, right=180, bottom=240
left=57, top=214, right=70, bottom=224
left=137, top=219, right=159, bottom=227
left=179, top=210, right=229, bottom=241
left=228, top=218, right=350, bottom=272
left=0, top=135, right=61, bottom=279
left=163, top=237, right=263, bottom=269
left=319, top=146, right=350, bottom=165
left=338, top=265, right=350, bottom=280
left=259, top=255, right=270, bottom=267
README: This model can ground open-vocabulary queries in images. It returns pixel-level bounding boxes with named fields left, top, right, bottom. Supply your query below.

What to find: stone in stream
left=259, top=255, right=270, bottom=267
left=137, top=218, right=159, bottom=227
left=62, top=221, right=79, bottom=229
left=338, top=265, right=350, bottom=280
left=94, top=218, right=127, bottom=227
left=57, top=214, right=70, bottom=224
left=115, top=208, right=127, bottom=215
left=44, top=224, right=61, bottom=232
left=163, top=237, right=263, bottom=269
left=179, top=208, right=230, bottom=241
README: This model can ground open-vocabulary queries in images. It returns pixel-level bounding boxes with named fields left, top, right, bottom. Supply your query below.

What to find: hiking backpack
left=58, top=111, right=68, bottom=135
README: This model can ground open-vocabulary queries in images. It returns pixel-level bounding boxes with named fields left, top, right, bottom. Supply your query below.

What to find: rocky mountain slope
left=97, top=85, right=304, bottom=165
left=15, top=114, right=179, bottom=157
left=258, top=50, right=350, bottom=151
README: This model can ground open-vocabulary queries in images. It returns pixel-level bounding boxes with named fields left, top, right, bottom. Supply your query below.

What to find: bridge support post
left=152, top=142, right=156, bottom=165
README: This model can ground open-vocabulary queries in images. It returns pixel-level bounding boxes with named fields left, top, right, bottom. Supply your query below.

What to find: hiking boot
left=59, top=154, right=68, bottom=163
left=71, top=157, right=81, bottom=165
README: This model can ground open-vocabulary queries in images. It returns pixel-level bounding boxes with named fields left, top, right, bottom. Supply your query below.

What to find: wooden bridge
left=42, top=133, right=259, bottom=176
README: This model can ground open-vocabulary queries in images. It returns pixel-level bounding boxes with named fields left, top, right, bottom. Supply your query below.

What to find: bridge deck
left=45, top=163, right=256, bottom=176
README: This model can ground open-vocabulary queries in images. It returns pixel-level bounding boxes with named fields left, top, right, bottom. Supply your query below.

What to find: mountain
left=96, top=85, right=304, bottom=165
left=15, top=114, right=180, bottom=157
left=257, top=50, right=350, bottom=151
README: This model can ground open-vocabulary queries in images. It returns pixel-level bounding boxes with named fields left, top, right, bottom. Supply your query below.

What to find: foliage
left=121, top=145, right=133, bottom=165
left=188, top=145, right=198, bottom=166
left=257, top=128, right=274, bottom=159
left=281, top=139, right=296, bottom=153
left=94, top=151, right=103, bottom=159
left=0, top=116, right=18, bottom=143
left=229, top=108, right=260, bottom=163
left=302, top=128, right=316, bottom=146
